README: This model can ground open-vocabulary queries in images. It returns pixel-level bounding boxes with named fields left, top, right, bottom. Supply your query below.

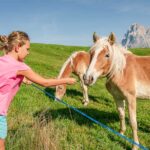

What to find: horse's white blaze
left=86, top=48, right=102, bottom=84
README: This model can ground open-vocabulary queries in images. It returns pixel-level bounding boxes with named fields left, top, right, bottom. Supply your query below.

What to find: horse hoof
left=83, top=102, right=89, bottom=106
left=119, top=131, right=124, bottom=135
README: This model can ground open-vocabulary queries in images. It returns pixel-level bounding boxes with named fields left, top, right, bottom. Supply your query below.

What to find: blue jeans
left=0, top=116, right=7, bottom=139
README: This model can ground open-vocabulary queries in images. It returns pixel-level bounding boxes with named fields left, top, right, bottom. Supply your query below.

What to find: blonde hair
left=0, top=31, right=30, bottom=53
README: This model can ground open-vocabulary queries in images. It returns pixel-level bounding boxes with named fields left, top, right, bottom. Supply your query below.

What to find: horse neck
left=58, top=57, right=73, bottom=79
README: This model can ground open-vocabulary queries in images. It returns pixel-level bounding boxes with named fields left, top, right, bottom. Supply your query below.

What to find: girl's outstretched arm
left=17, top=69, right=76, bottom=87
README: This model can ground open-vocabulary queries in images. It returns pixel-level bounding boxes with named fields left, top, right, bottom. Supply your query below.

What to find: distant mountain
left=122, top=23, right=150, bottom=48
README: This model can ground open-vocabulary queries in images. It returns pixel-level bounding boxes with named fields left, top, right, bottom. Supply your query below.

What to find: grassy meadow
left=2, top=44, right=150, bottom=150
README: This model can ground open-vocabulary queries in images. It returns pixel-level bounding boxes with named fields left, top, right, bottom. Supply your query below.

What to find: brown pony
left=55, top=51, right=90, bottom=106
left=84, top=32, right=150, bottom=150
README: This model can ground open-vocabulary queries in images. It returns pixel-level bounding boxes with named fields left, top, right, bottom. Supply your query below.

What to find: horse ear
left=93, top=32, right=100, bottom=43
left=108, top=32, right=116, bottom=45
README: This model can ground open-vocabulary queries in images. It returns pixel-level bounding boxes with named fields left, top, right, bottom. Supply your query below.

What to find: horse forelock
left=90, top=37, right=108, bottom=52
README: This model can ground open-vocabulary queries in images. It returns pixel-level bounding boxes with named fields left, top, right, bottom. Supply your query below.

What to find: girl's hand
left=23, top=77, right=32, bottom=85
left=66, top=78, right=76, bottom=85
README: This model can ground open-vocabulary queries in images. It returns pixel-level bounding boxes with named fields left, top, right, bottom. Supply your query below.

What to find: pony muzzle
left=83, top=74, right=94, bottom=85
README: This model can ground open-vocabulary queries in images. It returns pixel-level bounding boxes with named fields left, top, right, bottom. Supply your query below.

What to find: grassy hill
left=3, top=44, right=150, bottom=150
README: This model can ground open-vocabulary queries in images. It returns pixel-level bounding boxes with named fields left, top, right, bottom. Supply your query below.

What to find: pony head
left=55, top=84, right=66, bottom=100
left=84, top=32, right=126, bottom=85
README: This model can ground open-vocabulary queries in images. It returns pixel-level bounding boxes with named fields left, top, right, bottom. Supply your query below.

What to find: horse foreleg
left=127, top=96, right=139, bottom=150
left=115, top=99, right=126, bottom=135
left=79, top=75, right=89, bottom=106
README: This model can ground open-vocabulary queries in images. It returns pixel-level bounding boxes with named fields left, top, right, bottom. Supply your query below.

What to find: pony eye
left=58, top=86, right=63, bottom=90
left=105, top=54, right=110, bottom=58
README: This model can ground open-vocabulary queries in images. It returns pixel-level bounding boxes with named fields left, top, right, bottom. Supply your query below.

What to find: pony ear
left=93, top=32, right=100, bottom=43
left=108, top=32, right=116, bottom=45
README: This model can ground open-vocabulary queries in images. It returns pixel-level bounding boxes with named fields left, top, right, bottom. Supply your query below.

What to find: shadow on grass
left=39, top=87, right=121, bottom=129
left=44, top=87, right=108, bottom=104
left=33, top=107, right=119, bottom=128
left=138, top=122, right=150, bottom=133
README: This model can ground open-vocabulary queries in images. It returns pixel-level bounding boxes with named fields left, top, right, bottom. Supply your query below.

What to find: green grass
left=3, top=45, right=150, bottom=150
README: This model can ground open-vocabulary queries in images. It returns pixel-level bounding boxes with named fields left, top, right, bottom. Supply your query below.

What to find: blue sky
left=0, top=0, right=149, bottom=46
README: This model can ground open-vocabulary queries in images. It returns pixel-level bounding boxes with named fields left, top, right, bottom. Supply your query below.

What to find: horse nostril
left=83, top=74, right=86, bottom=80
left=89, top=75, right=94, bottom=83
left=91, top=76, right=94, bottom=82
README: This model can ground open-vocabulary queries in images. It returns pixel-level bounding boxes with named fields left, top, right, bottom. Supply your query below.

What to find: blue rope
left=31, top=84, right=149, bottom=150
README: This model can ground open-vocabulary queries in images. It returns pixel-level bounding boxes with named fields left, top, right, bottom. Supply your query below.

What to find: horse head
left=84, top=32, right=117, bottom=85
left=55, top=84, right=67, bottom=100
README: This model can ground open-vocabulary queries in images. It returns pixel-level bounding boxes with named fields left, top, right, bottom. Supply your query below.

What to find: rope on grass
left=31, top=84, right=148, bottom=150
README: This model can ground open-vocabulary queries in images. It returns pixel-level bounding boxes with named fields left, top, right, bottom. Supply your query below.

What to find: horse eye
left=105, top=54, right=109, bottom=58
left=58, top=86, right=63, bottom=90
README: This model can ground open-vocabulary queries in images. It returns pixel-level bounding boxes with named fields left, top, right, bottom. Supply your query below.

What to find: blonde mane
left=108, top=43, right=130, bottom=78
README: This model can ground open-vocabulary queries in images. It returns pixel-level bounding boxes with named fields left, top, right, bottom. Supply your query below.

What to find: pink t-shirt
left=0, top=55, right=30, bottom=116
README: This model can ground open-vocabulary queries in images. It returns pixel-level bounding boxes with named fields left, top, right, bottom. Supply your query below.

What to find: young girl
left=0, top=31, right=76, bottom=150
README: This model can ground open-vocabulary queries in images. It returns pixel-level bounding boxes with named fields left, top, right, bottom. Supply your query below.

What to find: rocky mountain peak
left=122, top=23, right=150, bottom=48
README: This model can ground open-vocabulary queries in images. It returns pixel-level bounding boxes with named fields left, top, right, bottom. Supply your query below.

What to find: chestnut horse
left=55, top=51, right=90, bottom=106
left=84, top=32, right=150, bottom=150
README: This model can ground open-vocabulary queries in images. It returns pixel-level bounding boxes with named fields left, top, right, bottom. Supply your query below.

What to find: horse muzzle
left=83, top=74, right=94, bottom=86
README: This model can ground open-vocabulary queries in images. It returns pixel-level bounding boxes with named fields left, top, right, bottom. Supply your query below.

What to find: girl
left=0, top=31, right=76, bottom=150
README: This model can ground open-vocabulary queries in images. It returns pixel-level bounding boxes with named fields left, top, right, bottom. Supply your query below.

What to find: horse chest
left=106, top=82, right=124, bottom=99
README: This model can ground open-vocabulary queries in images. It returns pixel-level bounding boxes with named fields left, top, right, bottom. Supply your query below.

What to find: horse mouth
left=84, top=80, right=89, bottom=85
